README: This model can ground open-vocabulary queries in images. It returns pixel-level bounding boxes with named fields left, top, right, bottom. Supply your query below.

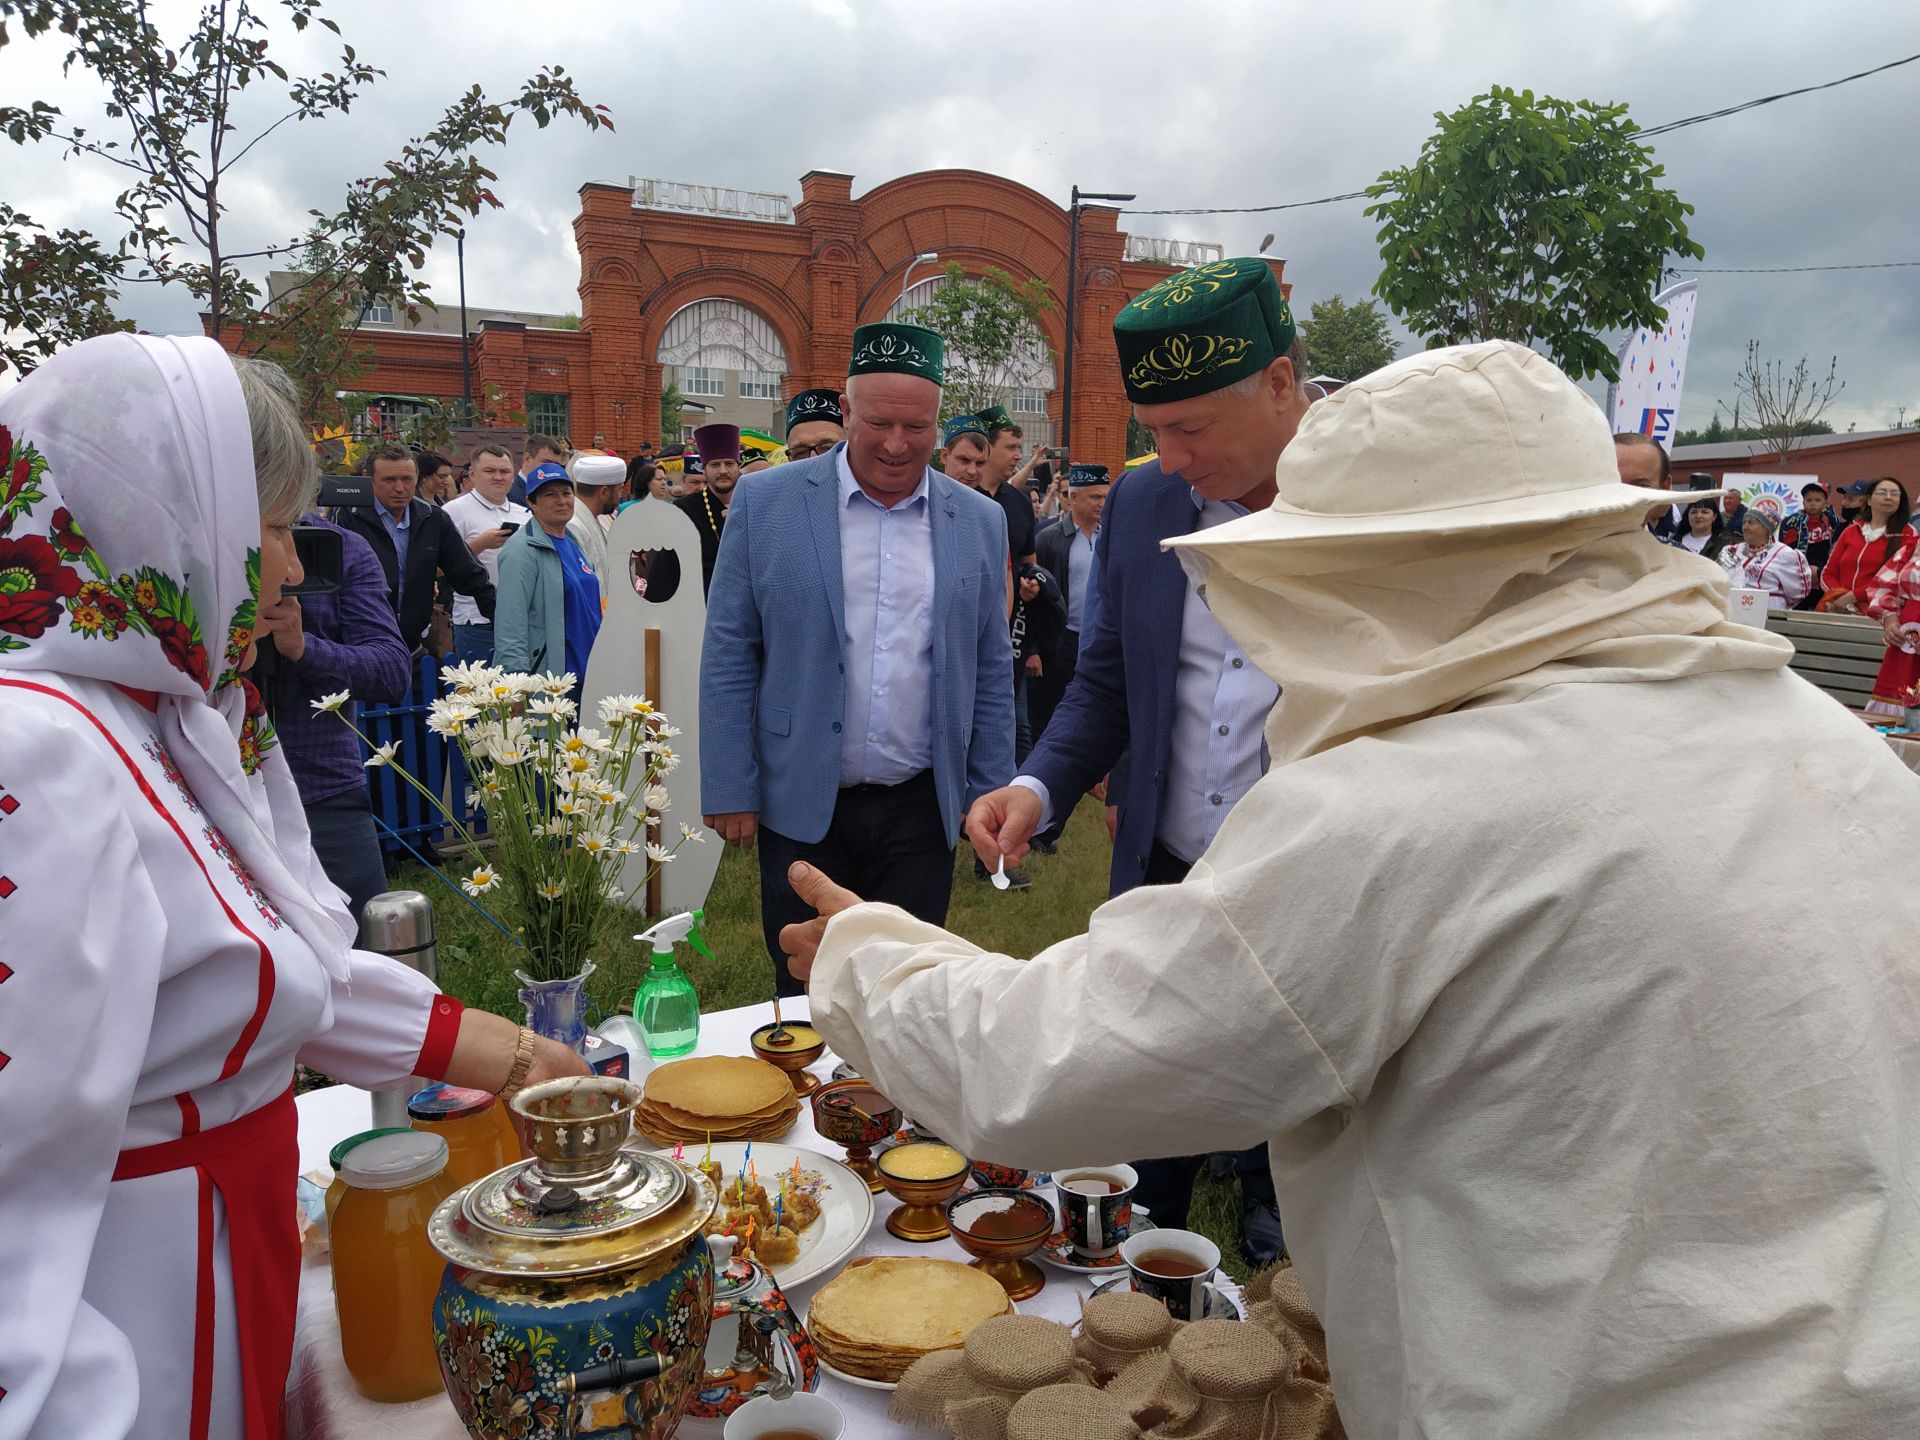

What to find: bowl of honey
left=749, top=1018, right=827, bottom=1097
left=875, top=1141, right=969, bottom=1241
left=946, top=1187, right=1054, bottom=1299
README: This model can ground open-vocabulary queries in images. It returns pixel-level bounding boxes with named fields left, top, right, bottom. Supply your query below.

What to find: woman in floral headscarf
left=0, top=335, right=585, bottom=1440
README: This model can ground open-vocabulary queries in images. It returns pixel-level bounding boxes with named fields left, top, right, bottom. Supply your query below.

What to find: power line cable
left=1120, top=52, right=1920, bottom=218
left=1673, top=260, right=1920, bottom=274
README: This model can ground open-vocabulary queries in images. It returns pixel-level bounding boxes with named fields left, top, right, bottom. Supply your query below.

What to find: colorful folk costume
left=0, top=336, right=463, bottom=1439
left=1864, top=535, right=1920, bottom=718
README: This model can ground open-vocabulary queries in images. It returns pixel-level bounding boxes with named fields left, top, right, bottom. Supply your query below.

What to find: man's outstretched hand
left=964, top=784, right=1045, bottom=869
left=777, top=862, right=864, bottom=985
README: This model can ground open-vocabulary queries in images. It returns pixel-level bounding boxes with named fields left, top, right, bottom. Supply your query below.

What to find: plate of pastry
left=640, top=1138, right=873, bottom=1290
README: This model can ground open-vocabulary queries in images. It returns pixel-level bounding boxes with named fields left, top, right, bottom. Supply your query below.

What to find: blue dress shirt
left=836, top=446, right=935, bottom=787
left=1065, top=524, right=1097, bottom=633
left=377, top=503, right=412, bottom=605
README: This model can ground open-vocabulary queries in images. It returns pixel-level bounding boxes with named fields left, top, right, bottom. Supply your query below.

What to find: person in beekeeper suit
left=778, top=339, right=1920, bottom=1438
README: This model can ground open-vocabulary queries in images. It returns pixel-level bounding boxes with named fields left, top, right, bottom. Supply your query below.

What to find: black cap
left=1842, top=478, right=1878, bottom=497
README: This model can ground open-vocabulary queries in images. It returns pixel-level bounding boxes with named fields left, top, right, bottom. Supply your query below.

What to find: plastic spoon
left=990, top=854, right=1011, bottom=891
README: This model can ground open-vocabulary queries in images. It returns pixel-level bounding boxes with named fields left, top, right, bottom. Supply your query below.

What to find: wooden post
left=645, top=627, right=663, bottom=917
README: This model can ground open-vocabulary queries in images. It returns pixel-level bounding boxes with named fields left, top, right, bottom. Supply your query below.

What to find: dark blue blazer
left=1023, top=460, right=1199, bottom=895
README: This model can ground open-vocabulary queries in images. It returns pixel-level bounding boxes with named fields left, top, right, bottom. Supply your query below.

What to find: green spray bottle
left=632, top=910, right=709, bottom=1057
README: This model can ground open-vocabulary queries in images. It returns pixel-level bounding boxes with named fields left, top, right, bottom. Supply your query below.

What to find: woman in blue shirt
left=495, top=464, right=602, bottom=689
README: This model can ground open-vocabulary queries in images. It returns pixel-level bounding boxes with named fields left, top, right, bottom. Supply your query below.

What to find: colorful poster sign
left=1719, top=473, right=1819, bottom=524
left=1607, top=281, right=1698, bottom=453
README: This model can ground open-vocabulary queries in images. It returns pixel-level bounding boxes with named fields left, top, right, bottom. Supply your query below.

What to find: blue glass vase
left=516, top=961, right=596, bottom=1052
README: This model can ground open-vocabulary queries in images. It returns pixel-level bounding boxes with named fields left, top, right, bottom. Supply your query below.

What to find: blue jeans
left=453, top=622, right=494, bottom=667
left=304, top=792, right=388, bottom=935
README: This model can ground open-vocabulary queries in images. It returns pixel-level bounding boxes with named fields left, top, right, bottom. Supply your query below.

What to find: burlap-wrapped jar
left=1075, top=1288, right=1177, bottom=1382
left=1104, top=1349, right=1203, bottom=1432
left=1006, top=1383, right=1144, bottom=1440
left=891, top=1313, right=1088, bottom=1438
left=1162, top=1319, right=1288, bottom=1440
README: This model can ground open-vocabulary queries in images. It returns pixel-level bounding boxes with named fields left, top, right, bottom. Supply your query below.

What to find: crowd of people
left=4, top=251, right=1918, bottom=1438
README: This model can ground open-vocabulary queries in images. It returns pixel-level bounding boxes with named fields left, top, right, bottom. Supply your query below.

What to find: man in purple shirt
left=254, top=514, right=412, bottom=926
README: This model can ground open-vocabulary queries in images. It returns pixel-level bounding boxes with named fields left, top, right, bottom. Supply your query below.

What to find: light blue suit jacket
left=700, top=445, right=1015, bottom=845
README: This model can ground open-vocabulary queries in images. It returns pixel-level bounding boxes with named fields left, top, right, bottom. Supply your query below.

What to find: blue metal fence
left=358, top=654, right=486, bottom=855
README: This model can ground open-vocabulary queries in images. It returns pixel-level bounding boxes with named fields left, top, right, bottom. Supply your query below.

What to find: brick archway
left=223, top=171, right=1275, bottom=474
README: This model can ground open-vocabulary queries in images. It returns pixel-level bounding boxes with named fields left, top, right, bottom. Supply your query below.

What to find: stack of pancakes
left=635, top=1055, right=799, bottom=1145
left=807, top=1257, right=1014, bottom=1383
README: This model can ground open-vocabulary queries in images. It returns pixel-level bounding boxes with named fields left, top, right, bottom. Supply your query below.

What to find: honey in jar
left=331, top=1131, right=457, bottom=1401
left=406, top=1082, right=519, bottom=1191
left=324, top=1126, right=412, bottom=1227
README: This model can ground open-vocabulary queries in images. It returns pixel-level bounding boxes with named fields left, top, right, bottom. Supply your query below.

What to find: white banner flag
left=1607, top=280, right=1698, bottom=452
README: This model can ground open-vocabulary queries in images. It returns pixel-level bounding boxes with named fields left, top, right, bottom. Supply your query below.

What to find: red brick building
left=227, top=169, right=1280, bottom=475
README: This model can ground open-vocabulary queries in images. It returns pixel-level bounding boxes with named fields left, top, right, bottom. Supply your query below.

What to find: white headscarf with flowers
left=0, top=334, right=354, bottom=978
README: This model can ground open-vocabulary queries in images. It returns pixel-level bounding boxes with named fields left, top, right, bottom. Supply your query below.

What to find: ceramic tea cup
left=1053, top=1163, right=1137, bottom=1259
left=1120, top=1226, right=1220, bottom=1321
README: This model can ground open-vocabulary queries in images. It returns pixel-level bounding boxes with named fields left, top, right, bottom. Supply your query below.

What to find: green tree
left=900, top=262, right=1055, bottom=420
left=0, top=0, right=611, bottom=395
left=659, top=380, right=684, bottom=442
left=1365, top=85, right=1703, bottom=382
left=1297, top=294, right=1398, bottom=382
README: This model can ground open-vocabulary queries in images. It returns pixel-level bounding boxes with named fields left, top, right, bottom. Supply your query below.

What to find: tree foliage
left=901, top=262, right=1055, bottom=420
left=0, top=0, right=611, bottom=408
left=659, top=380, right=684, bottom=442
left=1297, top=294, right=1398, bottom=382
left=1672, top=413, right=1835, bottom=448
left=1365, top=85, right=1703, bottom=382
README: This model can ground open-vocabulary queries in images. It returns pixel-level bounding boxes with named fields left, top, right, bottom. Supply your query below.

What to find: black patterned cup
left=1053, top=1164, right=1138, bottom=1259
left=1120, top=1227, right=1220, bottom=1321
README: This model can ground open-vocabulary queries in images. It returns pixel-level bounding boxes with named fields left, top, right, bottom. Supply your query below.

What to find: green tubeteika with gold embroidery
left=1113, top=256, right=1295, bottom=405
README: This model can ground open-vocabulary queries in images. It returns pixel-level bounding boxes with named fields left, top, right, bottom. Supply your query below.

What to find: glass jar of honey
left=324, top=1126, right=413, bottom=1227
left=406, top=1082, right=520, bottom=1191
left=331, top=1131, right=457, bottom=1402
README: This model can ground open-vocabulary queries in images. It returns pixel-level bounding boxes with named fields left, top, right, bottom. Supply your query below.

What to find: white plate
left=1037, top=1216, right=1157, bottom=1275
left=638, top=1139, right=874, bottom=1291
left=811, top=1298, right=1024, bottom=1392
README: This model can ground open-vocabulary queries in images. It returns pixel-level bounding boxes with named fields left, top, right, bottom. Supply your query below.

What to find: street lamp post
left=897, top=251, right=941, bottom=311
left=456, top=228, right=472, bottom=422
left=1061, top=186, right=1135, bottom=456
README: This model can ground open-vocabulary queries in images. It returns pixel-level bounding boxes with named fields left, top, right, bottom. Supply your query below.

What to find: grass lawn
left=402, top=794, right=1260, bottom=1282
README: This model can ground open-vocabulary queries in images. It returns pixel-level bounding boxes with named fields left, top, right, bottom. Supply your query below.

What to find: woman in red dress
left=1864, top=537, right=1920, bottom=718
left=1820, top=476, right=1912, bottom=613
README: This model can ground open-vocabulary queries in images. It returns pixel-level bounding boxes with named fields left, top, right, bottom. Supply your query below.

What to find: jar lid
left=328, top=1126, right=413, bottom=1173
left=340, top=1131, right=449, bottom=1190
left=407, top=1082, right=499, bottom=1123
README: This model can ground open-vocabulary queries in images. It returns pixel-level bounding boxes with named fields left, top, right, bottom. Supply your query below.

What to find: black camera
left=283, top=524, right=343, bottom=597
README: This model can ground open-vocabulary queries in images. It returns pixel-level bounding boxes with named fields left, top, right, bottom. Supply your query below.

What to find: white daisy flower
left=679, top=823, right=707, bottom=844
left=578, top=831, right=612, bottom=855
left=529, top=695, right=578, bottom=719
left=612, top=839, right=641, bottom=856
left=536, top=878, right=567, bottom=900
left=460, top=866, right=501, bottom=896
left=542, top=816, right=572, bottom=838
left=564, top=753, right=595, bottom=775
left=645, top=842, right=674, bottom=863
left=563, top=729, right=611, bottom=754
left=604, top=885, right=626, bottom=902
left=492, top=746, right=529, bottom=767
left=594, top=786, right=622, bottom=807
left=643, top=785, right=671, bottom=811
left=555, top=799, right=586, bottom=817
left=363, top=741, right=401, bottom=769
left=311, top=690, right=351, bottom=714
left=539, top=672, right=578, bottom=697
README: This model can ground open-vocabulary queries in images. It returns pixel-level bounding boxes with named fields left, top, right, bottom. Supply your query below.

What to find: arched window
left=887, top=275, right=1056, bottom=439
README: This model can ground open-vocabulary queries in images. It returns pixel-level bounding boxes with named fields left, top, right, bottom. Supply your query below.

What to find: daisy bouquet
left=316, top=663, right=701, bottom=981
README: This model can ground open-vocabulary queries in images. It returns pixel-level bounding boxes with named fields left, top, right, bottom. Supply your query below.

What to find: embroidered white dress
left=0, top=675, right=461, bottom=1440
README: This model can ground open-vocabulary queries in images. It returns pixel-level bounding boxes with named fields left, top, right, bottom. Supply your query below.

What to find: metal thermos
left=359, top=890, right=439, bottom=1128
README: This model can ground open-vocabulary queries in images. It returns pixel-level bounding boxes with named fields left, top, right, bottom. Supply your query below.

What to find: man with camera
left=251, top=514, right=412, bottom=926
left=336, top=443, right=497, bottom=657
left=438, top=444, right=523, bottom=663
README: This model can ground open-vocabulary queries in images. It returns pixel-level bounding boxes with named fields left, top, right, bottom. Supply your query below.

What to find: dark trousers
left=1129, top=841, right=1285, bottom=1265
left=1027, top=630, right=1078, bottom=749
left=304, top=790, right=389, bottom=934
left=757, top=769, right=955, bottom=997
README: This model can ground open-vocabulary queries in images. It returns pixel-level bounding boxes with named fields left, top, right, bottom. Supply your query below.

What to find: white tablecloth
left=290, top=1000, right=1224, bottom=1438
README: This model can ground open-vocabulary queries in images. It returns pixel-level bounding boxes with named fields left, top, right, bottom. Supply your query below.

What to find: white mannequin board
left=582, top=496, right=724, bottom=917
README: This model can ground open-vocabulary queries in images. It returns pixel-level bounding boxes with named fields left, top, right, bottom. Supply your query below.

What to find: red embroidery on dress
left=200, top=825, right=285, bottom=930
left=141, top=737, right=200, bottom=813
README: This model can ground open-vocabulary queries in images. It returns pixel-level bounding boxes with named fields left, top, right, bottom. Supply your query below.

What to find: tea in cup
left=1120, top=1227, right=1220, bottom=1321
left=1053, top=1164, right=1137, bottom=1258
left=723, top=1389, right=844, bottom=1440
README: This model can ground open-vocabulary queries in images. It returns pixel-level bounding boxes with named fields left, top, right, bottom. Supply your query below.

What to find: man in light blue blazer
left=700, top=322, right=1015, bottom=994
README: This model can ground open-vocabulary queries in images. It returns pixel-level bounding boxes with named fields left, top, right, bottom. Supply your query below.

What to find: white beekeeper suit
left=809, top=342, right=1920, bottom=1438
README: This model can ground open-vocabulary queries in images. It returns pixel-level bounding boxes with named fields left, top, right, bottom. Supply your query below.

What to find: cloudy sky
left=9, top=0, right=1917, bottom=431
